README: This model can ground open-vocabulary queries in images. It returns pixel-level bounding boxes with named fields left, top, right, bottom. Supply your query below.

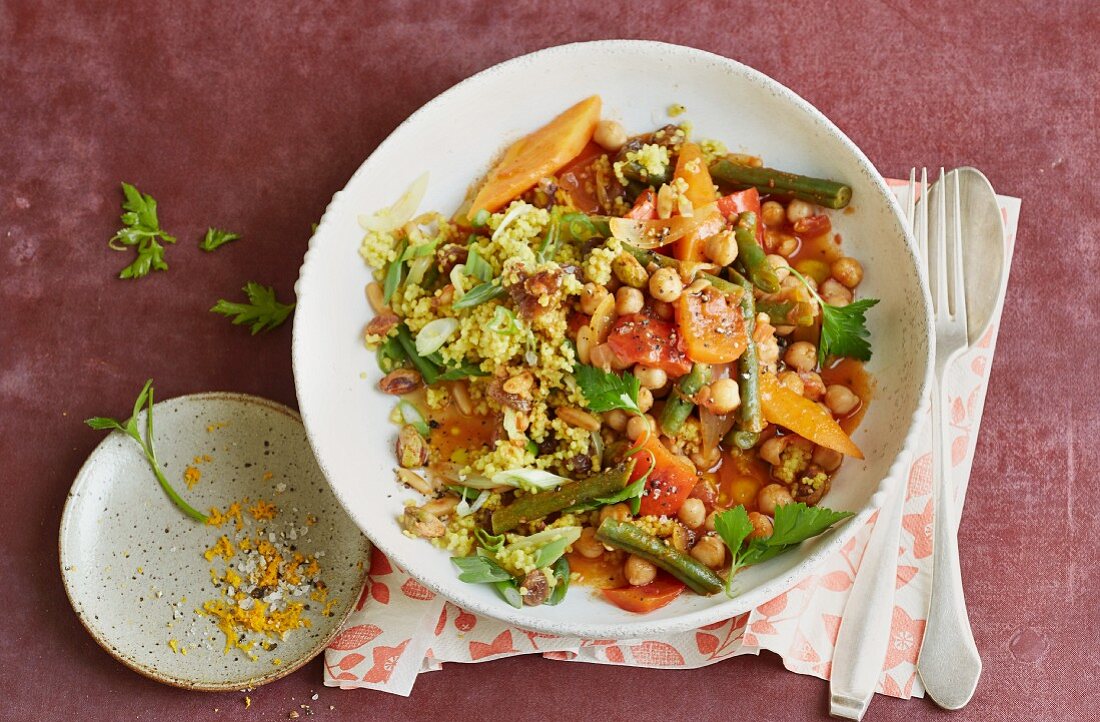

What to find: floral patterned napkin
left=324, top=184, right=1021, bottom=698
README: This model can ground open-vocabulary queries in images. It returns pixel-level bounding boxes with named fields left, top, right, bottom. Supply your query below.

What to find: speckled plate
left=59, top=392, right=370, bottom=691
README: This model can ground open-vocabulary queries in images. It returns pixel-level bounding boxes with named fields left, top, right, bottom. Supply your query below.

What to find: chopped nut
left=378, top=368, right=422, bottom=395
left=395, top=468, right=433, bottom=496
left=402, top=507, right=445, bottom=538
left=396, top=425, right=428, bottom=468
left=502, top=371, right=535, bottom=397
left=555, top=406, right=601, bottom=432
left=611, top=252, right=649, bottom=288
left=365, top=312, right=399, bottom=337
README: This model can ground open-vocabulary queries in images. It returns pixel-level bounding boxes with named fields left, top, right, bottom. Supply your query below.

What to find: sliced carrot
left=758, top=373, right=863, bottom=458
left=672, top=142, right=718, bottom=261
left=602, top=576, right=686, bottom=613
left=675, top=284, right=747, bottom=363
left=468, top=96, right=601, bottom=219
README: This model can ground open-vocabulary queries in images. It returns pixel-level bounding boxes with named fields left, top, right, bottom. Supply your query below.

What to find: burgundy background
left=2, top=1, right=1095, bottom=720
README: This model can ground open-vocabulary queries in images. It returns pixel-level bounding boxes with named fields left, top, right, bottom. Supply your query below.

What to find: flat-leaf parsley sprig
left=713, top=503, right=853, bottom=596
left=574, top=363, right=642, bottom=415
left=109, top=182, right=177, bottom=279
left=787, top=267, right=879, bottom=364
left=85, top=379, right=208, bottom=523
left=211, top=282, right=296, bottom=334
left=200, top=227, right=241, bottom=252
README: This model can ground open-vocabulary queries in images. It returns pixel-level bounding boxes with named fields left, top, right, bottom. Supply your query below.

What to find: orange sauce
left=566, top=550, right=626, bottom=589
left=712, top=449, right=772, bottom=513
left=787, top=228, right=844, bottom=267
left=422, top=396, right=497, bottom=465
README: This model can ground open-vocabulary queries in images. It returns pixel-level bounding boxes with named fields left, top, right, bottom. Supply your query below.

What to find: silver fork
left=828, top=171, right=924, bottom=721
left=915, top=168, right=982, bottom=708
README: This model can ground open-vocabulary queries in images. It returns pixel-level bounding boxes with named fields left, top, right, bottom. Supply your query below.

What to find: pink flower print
left=883, top=606, right=925, bottom=670
left=604, top=646, right=625, bottom=663
left=329, top=623, right=382, bottom=650
left=370, top=580, right=390, bottom=604
left=401, top=578, right=435, bottom=601
left=469, top=630, right=516, bottom=660
left=369, top=547, right=392, bottom=576
left=696, top=632, right=719, bottom=655
left=908, top=453, right=932, bottom=498
left=902, top=498, right=933, bottom=559
left=360, top=640, right=409, bottom=684
left=629, top=641, right=685, bottom=666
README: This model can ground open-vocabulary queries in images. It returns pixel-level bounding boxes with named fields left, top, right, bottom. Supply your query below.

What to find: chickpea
left=747, top=511, right=774, bottom=540
left=761, top=200, right=786, bottom=227
left=784, top=341, right=817, bottom=373
left=690, top=446, right=721, bottom=471
left=615, top=286, right=644, bottom=316
left=825, top=384, right=861, bottom=416
left=575, top=527, right=605, bottom=558
left=704, top=378, right=740, bottom=414
left=704, top=510, right=718, bottom=532
left=777, top=370, right=804, bottom=396
left=820, top=278, right=853, bottom=307
left=624, top=554, right=657, bottom=586
left=677, top=498, right=707, bottom=529
left=800, top=371, right=826, bottom=401
left=653, top=300, right=674, bottom=320
left=759, top=436, right=788, bottom=465
left=766, top=254, right=791, bottom=283
left=832, top=257, right=864, bottom=288
left=589, top=343, right=616, bottom=372
left=599, top=502, right=632, bottom=525
left=812, top=445, right=843, bottom=473
left=604, top=408, right=628, bottom=432
left=704, top=230, right=739, bottom=266
left=637, top=386, right=654, bottom=413
left=786, top=199, right=815, bottom=223
left=593, top=119, right=628, bottom=152
left=626, top=413, right=652, bottom=441
left=648, top=267, right=683, bottom=303
left=579, top=283, right=609, bottom=315
left=690, top=536, right=726, bottom=569
left=757, top=483, right=795, bottom=515
left=634, top=365, right=668, bottom=390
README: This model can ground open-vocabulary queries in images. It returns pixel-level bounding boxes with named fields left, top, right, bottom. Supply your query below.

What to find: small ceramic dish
left=293, top=40, right=933, bottom=638
left=59, top=392, right=370, bottom=691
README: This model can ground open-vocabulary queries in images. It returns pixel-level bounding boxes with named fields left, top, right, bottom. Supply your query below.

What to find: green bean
left=709, top=159, right=852, bottom=209
left=658, top=363, right=711, bottom=436
left=728, top=274, right=765, bottom=438
left=595, top=518, right=723, bottom=595
left=734, top=212, right=780, bottom=294
left=490, top=460, right=635, bottom=534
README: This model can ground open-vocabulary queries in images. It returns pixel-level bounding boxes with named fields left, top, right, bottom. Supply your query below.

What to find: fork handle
left=916, top=374, right=982, bottom=708
left=829, top=470, right=908, bottom=720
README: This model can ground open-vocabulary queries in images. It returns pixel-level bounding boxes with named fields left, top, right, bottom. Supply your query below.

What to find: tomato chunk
left=602, top=575, right=686, bottom=613
left=716, top=188, right=764, bottom=243
left=557, top=141, right=607, bottom=213
left=624, top=188, right=657, bottom=220
left=632, top=434, right=698, bottom=517
left=676, top=284, right=748, bottom=364
left=606, top=314, right=692, bottom=377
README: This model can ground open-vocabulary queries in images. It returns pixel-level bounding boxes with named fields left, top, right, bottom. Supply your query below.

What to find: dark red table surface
left=2, top=2, right=1096, bottom=720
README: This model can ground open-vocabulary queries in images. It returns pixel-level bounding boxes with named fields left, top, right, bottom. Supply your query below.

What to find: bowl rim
left=292, top=39, right=934, bottom=638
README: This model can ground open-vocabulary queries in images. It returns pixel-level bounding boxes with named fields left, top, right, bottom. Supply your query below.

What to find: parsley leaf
left=109, top=182, right=177, bottom=279
left=574, top=364, right=642, bottom=414
left=788, top=267, right=879, bottom=364
left=200, top=227, right=241, bottom=252
left=211, top=282, right=295, bottom=334
left=714, top=502, right=854, bottom=596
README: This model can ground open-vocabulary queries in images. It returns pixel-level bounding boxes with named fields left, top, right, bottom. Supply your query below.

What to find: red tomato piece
left=632, top=434, right=698, bottom=517
left=567, top=310, right=590, bottom=335
left=557, top=141, right=609, bottom=213
left=716, top=188, right=764, bottom=243
left=601, top=575, right=686, bottom=613
left=624, top=188, right=657, bottom=220
left=676, top=285, right=748, bottom=364
left=606, top=314, right=692, bottom=377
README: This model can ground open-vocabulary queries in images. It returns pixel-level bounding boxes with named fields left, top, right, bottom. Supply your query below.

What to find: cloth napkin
left=324, top=182, right=1021, bottom=698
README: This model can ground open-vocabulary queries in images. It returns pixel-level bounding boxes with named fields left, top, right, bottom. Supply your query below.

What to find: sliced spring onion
left=490, top=468, right=570, bottom=492
left=457, top=489, right=491, bottom=517
left=452, top=282, right=505, bottom=309
left=453, top=474, right=496, bottom=490
left=449, top=263, right=468, bottom=300
left=474, top=527, right=505, bottom=553
left=491, top=202, right=531, bottom=242
left=505, top=526, right=583, bottom=552
left=383, top=239, right=407, bottom=304
left=465, top=246, right=493, bottom=282
left=545, top=556, right=570, bottom=606
left=406, top=253, right=434, bottom=287
left=396, top=400, right=430, bottom=437
left=493, top=579, right=523, bottom=608
left=376, top=336, right=407, bottom=373
left=358, top=172, right=429, bottom=232
left=414, top=318, right=458, bottom=357
left=471, top=209, right=490, bottom=228
left=488, top=305, right=520, bottom=335
left=400, top=239, right=440, bottom=262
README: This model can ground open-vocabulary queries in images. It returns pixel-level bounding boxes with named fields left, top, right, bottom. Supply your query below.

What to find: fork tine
left=950, top=169, right=968, bottom=330
left=932, top=168, right=948, bottom=316
left=918, top=168, right=929, bottom=265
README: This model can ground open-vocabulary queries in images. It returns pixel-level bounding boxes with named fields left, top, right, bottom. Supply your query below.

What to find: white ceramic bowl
left=293, top=40, right=932, bottom=638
